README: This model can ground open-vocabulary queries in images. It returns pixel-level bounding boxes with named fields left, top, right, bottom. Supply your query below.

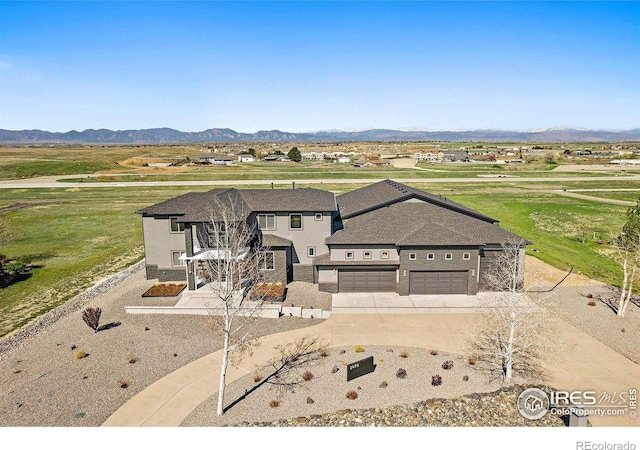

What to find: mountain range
left=1, top=127, right=639, bottom=144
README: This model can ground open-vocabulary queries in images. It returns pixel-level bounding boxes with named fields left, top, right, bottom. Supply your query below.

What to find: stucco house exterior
left=136, top=180, right=525, bottom=295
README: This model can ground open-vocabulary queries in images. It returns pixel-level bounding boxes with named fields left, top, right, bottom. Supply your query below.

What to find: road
left=1, top=173, right=640, bottom=189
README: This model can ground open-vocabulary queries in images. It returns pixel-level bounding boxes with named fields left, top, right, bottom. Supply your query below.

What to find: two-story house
left=136, top=180, right=525, bottom=295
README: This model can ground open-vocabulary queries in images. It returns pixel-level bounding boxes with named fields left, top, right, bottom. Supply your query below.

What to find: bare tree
left=82, top=307, right=102, bottom=332
left=468, top=237, right=556, bottom=382
left=612, top=232, right=640, bottom=317
left=195, top=193, right=270, bottom=416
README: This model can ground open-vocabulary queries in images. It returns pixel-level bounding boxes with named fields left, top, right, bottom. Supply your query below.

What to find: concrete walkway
left=102, top=313, right=639, bottom=427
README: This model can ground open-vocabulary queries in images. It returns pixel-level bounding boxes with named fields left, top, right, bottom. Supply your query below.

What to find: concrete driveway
left=103, top=312, right=639, bottom=427
left=331, top=292, right=505, bottom=314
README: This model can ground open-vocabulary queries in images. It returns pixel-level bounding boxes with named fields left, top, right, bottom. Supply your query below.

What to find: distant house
left=441, top=151, right=470, bottom=162
left=353, top=156, right=391, bottom=167
left=238, top=153, right=255, bottom=163
left=197, top=155, right=236, bottom=166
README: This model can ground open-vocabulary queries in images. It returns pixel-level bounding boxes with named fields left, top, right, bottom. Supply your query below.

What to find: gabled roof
left=326, top=202, right=519, bottom=247
left=336, top=179, right=496, bottom=222
left=136, top=187, right=336, bottom=222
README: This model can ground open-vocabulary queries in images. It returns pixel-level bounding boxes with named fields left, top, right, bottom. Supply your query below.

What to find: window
left=308, top=247, right=316, bottom=257
left=314, top=213, right=323, bottom=221
left=170, top=217, right=185, bottom=233
left=263, top=251, right=275, bottom=270
left=258, top=214, right=276, bottom=231
left=463, top=252, right=471, bottom=260
left=363, top=251, right=372, bottom=259
left=172, top=251, right=186, bottom=267
left=381, top=251, right=389, bottom=259
left=409, top=253, right=417, bottom=261
left=427, top=253, right=435, bottom=260
left=289, top=214, right=302, bottom=229
left=445, top=253, right=453, bottom=260
left=346, top=251, right=354, bottom=259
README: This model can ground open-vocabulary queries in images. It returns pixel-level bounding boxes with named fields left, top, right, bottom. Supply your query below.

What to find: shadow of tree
left=97, top=321, right=122, bottom=332
left=223, top=337, right=327, bottom=414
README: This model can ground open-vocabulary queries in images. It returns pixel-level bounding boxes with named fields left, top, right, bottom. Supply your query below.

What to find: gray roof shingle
left=336, top=179, right=496, bottom=222
left=326, top=202, right=519, bottom=247
left=137, top=187, right=336, bottom=222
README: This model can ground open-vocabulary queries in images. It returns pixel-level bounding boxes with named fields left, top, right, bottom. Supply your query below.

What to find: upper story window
left=314, top=213, right=323, bottom=221
left=381, top=251, right=389, bottom=259
left=170, top=217, right=185, bottom=233
left=409, top=253, right=417, bottom=261
left=308, top=247, right=316, bottom=257
left=427, top=253, right=435, bottom=260
left=363, top=251, right=372, bottom=259
left=258, top=214, right=276, bottom=231
left=290, top=214, right=302, bottom=230
left=346, top=251, right=354, bottom=259
left=463, top=252, right=471, bottom=260
left=445, top=253, right=453, bottom=260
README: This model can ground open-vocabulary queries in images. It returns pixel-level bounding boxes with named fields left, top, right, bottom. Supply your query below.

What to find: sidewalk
left=102, top=314, right=639, bottom=427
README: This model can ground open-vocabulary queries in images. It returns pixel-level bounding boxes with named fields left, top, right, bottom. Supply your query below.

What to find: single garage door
left=409, top=271, right=468, bottom=295
left=338, top=270, right=396, bottom=292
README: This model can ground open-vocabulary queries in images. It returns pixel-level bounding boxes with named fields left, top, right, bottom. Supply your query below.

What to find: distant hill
left=1, top=127, right=639, bottom=144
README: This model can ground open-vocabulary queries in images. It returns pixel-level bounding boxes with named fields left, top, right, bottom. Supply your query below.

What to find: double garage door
left=409, top=271, right=468, bottom=295
left=338, top=269, right=396, bottom=293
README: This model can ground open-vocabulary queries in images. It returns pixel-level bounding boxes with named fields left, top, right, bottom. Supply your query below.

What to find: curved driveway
left=102, top=313, right=639, bottom=427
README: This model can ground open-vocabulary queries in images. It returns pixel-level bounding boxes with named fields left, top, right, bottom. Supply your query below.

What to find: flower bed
left=142, top=282, right=186, bottom=297
left=250, top=282, right=285, bottom=302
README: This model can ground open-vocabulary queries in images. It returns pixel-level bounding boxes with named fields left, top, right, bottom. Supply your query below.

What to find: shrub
left=346, top=390, right=358, bottom=400
left=587, top=300, right=597, bottom=306
left=430, top=349, right=439, bottom=356
left=253, top=373, right=263, bottom=383
left=431, top=375, right=442, bottom=386
left=82, top=307, right=102, bottom=333
left=128, top=355, right=138, bottom=364
left=118, top=379, right=129, bottom=389
left=269, top=399, right=280, bottom=408
left=586, top=293, right=593, bottom=298
left=468, top=356, right=477, bottom=366
left=75, top=350, right=87, bottom=360
left=442, top=360, right=453, bottom=370
left=462, top=375, right=469, bottom=382
left=399, top=350, right=408, bottom=358
left=396, top=368, right=407, bottom=379
left=319, top=349, right=329, bottom=358
left=354, top=345, right=365, bottom=353
left=302, top=371, right=314, bottom=381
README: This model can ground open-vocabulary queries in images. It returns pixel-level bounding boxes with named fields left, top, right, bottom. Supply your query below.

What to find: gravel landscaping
left=182, top=345, right=552, bottom=427
left=0, top=268, right=322, bottom=427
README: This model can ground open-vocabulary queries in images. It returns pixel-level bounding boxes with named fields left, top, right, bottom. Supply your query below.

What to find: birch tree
left=614, top=199, right=640, bottom=317
left=612, top=232, right=640, bottom=318
left=469, top=237, right=556, bottom=382
left=196, top=194, right=269, bottom=416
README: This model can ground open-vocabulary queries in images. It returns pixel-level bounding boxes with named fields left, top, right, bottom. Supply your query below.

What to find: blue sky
left=0, top=1, right=638, bottom=132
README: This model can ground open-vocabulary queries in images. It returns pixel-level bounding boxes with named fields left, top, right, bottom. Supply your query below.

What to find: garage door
left=338, top=270, right=396, bottom=292
left=409, top=271, right=468, bottom=295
